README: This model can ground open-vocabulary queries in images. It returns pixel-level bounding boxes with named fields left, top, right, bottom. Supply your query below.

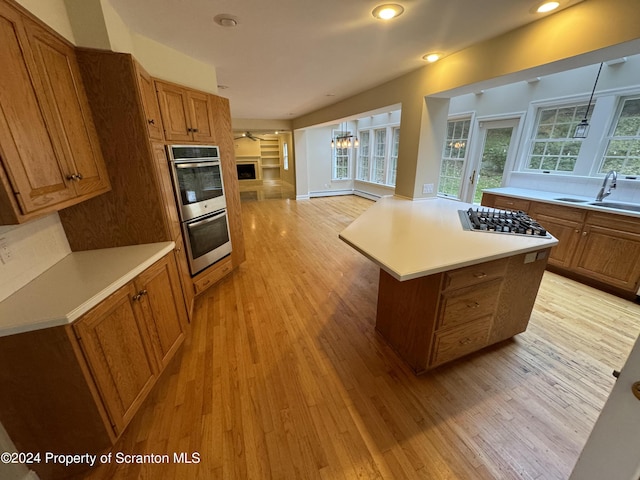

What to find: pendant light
left=574, top=63, right=603, bottom=138
left=330, top=121, right=359, bottom=149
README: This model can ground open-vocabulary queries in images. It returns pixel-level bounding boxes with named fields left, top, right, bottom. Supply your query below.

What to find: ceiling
left=108, top=0, right=583, bottom=120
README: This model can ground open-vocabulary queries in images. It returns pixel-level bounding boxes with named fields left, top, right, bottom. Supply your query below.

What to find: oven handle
left=174, top=160, right=221, bottom=169
left=186, top=210, right=227, bottom=228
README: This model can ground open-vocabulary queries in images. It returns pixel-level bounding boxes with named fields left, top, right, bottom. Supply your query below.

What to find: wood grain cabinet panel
left=375, top=250, right=549, bottom=373
left=136, top=62, right=164, bottom=140
left=155, top=80, right=215, bottom=143
left=431, top=315, right=492, bottom=368
left=0, top=0, right=109, bottom=224
left=74, top=253, right=188, bottom=434
left=24, top=18, right=109, bottom=197
left=73, top=282, right=158, bottom=435
left=528, top=203, right=585, bottom=269
left=484, top=194, right=640, bottom=298
left=571, top=213, right=640, bottom=292
left=0, top=251, right=187, bottom=479
left=135, top=254, right=187, bottom=369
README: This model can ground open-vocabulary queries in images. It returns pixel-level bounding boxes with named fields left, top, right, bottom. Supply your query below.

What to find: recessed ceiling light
left=372, top=4, right=405, bottom=20
left=535, top=1, right=560, bottom=13
left=214, top=14, right=239, bottom=27
left=422, top=53, right=441, bottom=63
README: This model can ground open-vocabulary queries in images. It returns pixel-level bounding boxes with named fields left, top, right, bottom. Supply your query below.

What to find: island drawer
left=438, top=278, right=501, bottom=329
left=430, top=315, right=492, bottom=367
left=442, top=258, right=508, bottom=291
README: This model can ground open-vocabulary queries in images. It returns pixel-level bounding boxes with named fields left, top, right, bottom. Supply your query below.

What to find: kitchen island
left=339, top=196, right=558, bottom=373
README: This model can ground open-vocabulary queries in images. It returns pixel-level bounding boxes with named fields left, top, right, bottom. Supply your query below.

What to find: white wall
left=16, top=0, right=75, bottom=42
left=447, top=55, right=640, bottom=202
left=296, top=109, right=402, bottom=199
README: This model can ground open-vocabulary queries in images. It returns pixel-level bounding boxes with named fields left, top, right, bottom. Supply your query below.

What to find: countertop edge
left=483, top=187, right=640, bottom=218
left=0, top=242, right=175, bottom=337
left=65, top=242, right=176, bottom=323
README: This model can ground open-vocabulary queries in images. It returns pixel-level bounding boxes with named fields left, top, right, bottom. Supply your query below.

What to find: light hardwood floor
left=85, top=195, right=640, bottom=480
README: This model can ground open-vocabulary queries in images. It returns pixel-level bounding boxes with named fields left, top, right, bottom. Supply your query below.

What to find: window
left=373, top=129, right=387, bottom=184
left=388, top=128, right=400, bottom=186
left=526, top=104, right=589, bottom=172
left=599, top=96, right=640, bottom=175
left=357, top=131, right=370, bottom=181
left=332, top=129, right=350, bottom=180
left=438, top=118, right=470, bottom=198
left=355, top=124, right=399, bottom=186
left=283, top=143, right=289, bottom=171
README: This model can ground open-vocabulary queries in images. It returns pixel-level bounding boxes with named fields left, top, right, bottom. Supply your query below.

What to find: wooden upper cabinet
left=0, top=2, right=75, bottom=217
left=188, top=90, right=216, bottom=142
left=135, top=62, right=164, bottom=140
left=0, top=0, right=110, bottom=224
left=23, top=18, right=109, bottom=196
left=155, top=79, right=216, bottom=143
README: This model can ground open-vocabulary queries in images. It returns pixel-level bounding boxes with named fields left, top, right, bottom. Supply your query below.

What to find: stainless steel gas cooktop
left=458, top=207, right=551, bottom=238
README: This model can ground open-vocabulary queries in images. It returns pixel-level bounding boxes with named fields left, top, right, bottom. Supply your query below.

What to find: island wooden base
left=376, top=248, right=551, bottom=374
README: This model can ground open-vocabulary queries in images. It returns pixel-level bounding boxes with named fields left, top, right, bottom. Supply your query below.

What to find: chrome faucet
left=596, top=170, right=617, bottom=202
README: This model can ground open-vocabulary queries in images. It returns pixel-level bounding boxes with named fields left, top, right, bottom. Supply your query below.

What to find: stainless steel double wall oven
left=167, top=145, right=232, bottom=275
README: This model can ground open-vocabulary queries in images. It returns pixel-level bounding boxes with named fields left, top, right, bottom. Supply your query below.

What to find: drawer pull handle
left=473, top=272, right=487, bottom=279
left=459, top=338, right=472, bottom=345
left=467, top=302, right=480, bottom=309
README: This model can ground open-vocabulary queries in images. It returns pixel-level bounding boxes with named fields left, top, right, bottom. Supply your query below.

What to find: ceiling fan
left=234, top=131, right=266, bottom=141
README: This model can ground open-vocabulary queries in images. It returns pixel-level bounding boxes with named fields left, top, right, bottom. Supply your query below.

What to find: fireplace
left=237, top=163, right=257, bottom=180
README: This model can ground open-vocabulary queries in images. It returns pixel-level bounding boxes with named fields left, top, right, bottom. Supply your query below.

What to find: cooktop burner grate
left=458, top=207, right=551, bottom=237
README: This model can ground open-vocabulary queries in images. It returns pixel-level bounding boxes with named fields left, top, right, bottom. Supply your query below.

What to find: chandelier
left=331, top=122, right=359, bottom=149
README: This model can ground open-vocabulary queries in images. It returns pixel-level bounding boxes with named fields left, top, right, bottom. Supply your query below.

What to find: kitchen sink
left=554, top=197, right=588, bottom=203
left=589, top=201, right=640, bottom=213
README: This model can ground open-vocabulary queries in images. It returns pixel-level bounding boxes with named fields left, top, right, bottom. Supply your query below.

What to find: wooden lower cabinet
left=572, top=212, right=640, bottom=292
left=376, top=250, right=550, bottom=374
left=73, top=282, right=158, bottom=436
left=0, top=253, right=186, bottom=480
left=528, top=202, right=585, bottom=269
left=482, top=193, right=640, bottom=298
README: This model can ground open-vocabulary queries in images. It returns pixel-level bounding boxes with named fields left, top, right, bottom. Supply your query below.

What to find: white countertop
left=0, top=242, right=175, bottom=337
left=339, top=196, right=558, bottom=282
left=484, top=187, right=640, bottom=218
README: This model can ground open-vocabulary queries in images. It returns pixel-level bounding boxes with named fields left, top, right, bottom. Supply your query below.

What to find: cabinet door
left=155, top=81, right=192, bottom=142
left=572, top=223, right=640, bottom=292
left=151, top=142, right=181, bottom=240
left=135, top=255, right=188, bottom=369
left=24, top=19, right=109, bottom=197
left=188, top=91, right=215, bottom=143
left=136, top=63, right=164, bottom=140
left=534, top=213, right=582, bottom=268
left=73, top=283, right=158, bottom=435
left=0, top=2, right=75, bottom=214
left=529, top=202, right=586, bottom=269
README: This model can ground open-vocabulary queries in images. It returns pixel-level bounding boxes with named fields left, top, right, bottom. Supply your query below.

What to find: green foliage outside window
left=600, top=97, right=640, bottom=175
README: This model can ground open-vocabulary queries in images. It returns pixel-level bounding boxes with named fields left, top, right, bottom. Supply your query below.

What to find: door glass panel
left=474, top=127, right=513, bottom=204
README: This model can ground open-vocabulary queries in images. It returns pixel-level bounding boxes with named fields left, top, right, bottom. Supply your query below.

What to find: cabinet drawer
left=431, top=315, right=492, bottom=367
left=530, top=202, right=586, bottom=223
left=443, top=258, right=508, bottom=291
left=586, top=211, right=640, bottom=235
left=493, top=196, right=531, bottom=212
left=439, top=279, right=501, bottom=329
left=194, top=256, right=233, bottom=295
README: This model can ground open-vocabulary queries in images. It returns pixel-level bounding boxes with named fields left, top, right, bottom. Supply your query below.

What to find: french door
left=462, top=118, right=520, bottom=204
